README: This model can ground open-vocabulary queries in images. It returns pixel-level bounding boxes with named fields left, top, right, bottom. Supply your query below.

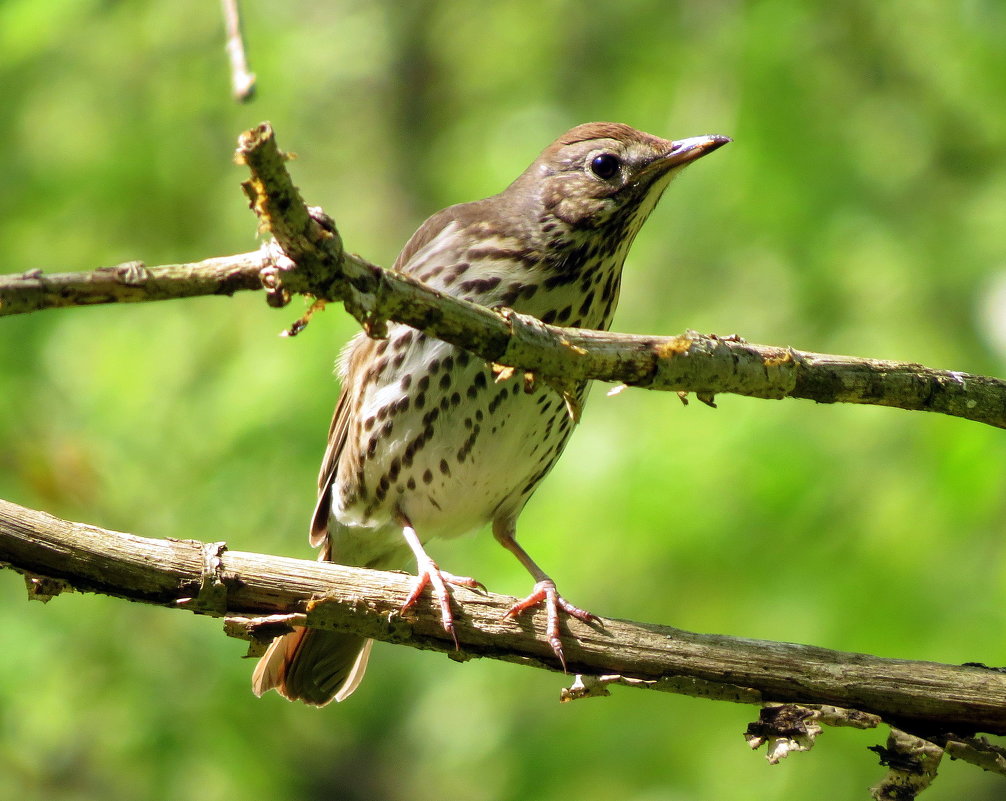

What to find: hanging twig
left=221, top=0, right=256, bottom=102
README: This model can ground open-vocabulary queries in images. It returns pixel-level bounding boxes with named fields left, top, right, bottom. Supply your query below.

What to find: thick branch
left=1, top=122, right=1004, bottom=429
left=2, top=496, right=1005, bottom=737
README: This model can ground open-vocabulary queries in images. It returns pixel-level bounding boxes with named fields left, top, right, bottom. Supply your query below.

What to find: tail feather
left=252, top=527, right=376, bottom=706
left=252, top=626, right=372, bottom=706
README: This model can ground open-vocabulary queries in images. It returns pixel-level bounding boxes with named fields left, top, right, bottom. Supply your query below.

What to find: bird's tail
left=251, top=625, right=373, bottom=706
left=251, top=536, right=373, bottom=706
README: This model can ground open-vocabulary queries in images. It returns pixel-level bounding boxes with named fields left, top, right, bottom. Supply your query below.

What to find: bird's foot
left=401, top=556, right=484, bottom=649
left=504, top=579, right=599, bottom=671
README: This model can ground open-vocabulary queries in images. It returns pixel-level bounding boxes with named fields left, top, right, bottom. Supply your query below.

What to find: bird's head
left=514, top=122, right=729, bottom=231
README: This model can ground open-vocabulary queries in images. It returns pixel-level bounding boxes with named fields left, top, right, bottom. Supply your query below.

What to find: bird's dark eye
left=590, top=153, right=620, bottom=180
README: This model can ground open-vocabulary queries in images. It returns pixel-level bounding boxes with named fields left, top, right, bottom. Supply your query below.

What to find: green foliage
left=2, top=1, right=1006, bottom=798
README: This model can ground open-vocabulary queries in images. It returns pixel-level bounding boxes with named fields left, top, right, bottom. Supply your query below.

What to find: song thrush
left=252, top=122, right=729, bottom=705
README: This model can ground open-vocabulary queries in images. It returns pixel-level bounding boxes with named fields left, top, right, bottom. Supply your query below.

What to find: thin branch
left=1, top=122, right=1004, bottom=430
left=0, top=252, right=270, bottom=313
left=941, top=734, right=1006, bottom=775
left=2, top=496, right=1006, bottom=738
left=221, top=0, right=256, bottom=102
left=869, top=728, right=945, bottom=800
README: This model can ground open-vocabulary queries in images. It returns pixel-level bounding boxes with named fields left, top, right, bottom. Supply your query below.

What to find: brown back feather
left=391, top=197, right=503, bottom=274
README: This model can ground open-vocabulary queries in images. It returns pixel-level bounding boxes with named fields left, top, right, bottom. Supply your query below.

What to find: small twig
left=221, top=0, right=256, bottom=102
left=869, top=728, right=944, bottom=800
left=940, top=734, right=1006, bottom=776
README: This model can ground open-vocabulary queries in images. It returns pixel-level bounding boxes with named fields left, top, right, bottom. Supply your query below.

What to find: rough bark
left=3, top=496, right=1005, bottom=740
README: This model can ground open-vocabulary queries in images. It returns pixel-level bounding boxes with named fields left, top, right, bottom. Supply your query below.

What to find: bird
left=252, top=122, right=729, bottom=705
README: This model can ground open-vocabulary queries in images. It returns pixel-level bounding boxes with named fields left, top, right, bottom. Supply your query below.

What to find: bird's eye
left=589, top=153, right=620, bottom=180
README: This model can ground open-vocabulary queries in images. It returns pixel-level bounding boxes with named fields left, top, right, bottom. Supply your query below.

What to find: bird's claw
left=504, top=579, right=598, bottom=671
left=401, top=557, right=483, bottom=649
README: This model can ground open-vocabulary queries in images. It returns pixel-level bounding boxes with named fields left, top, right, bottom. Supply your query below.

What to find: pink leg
left=399, top=519, right=483, bottom=648
left=493, top=517, right=599, bottom=671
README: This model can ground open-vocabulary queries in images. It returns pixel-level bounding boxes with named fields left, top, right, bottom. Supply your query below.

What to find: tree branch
left=0, top=252, right=271, bottom=313
left=2, top=495, right=1005, bottom=740
left=1, top=122, right=1004, bottom=429
left=221, top=0, right=256, bottom=102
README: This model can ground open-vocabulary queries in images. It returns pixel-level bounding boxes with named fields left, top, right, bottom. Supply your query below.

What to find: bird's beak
left=659, top=134, right=731, bottom=170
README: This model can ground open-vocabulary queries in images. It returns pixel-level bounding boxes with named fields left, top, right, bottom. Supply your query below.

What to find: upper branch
left=0, top=252, right=270, bottom=314
left=0, top=122, right=1003, bottom=429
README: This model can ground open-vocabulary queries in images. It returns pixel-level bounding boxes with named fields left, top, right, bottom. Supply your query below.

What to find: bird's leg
left=493, top=518, right=599, bottom=671
left=399, top=517, right=483, bottom=649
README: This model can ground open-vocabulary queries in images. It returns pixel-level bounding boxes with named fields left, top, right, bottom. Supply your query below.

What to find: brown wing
left=309, top=388, right=350, bottom=546
left=390, top=196, right=501, bottom=275
left=309, top=334, right=382, bottom=547
left=309, top=196, right=502, bottom=547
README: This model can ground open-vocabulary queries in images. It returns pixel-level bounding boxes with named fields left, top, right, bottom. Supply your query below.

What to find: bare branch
left=221, top=0, right=256, bottom=102
left=869, top=729, right=944, bottom=800
left=1, top=122, right=1004, bottom=430
left=2, top=495, right=1006, bottom=738
left=0, top=252, right=271, bottom=315
left=940, top=734, right=1006, bottom=775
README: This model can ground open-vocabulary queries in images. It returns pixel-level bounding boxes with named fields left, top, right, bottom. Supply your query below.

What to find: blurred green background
left=2, top=1, right=1006, bottom=799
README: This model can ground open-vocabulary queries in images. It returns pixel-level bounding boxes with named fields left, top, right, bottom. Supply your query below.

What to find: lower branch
left=2, top=496, right=1005, bottom=737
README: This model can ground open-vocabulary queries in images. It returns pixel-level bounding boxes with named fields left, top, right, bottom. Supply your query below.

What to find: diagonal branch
left=1, top=121, right=1004, bottom=431
left=2, top=495, right=1006, bottom=739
